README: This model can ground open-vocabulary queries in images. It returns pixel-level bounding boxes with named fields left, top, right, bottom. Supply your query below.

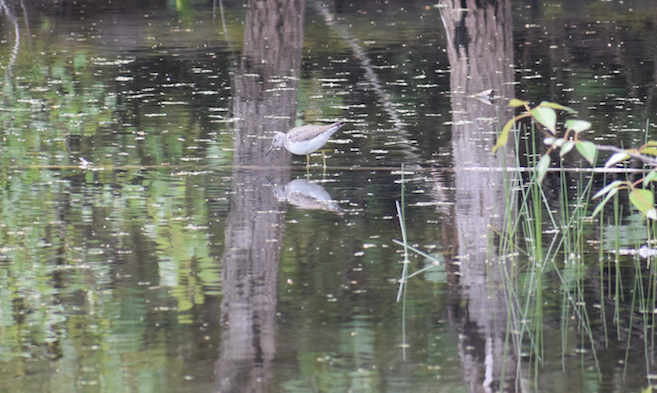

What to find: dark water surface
left=0, top=0, right=655, bottom=392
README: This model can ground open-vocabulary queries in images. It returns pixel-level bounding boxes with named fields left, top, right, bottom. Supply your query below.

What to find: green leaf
left=544, top=137, right=564, bottom=147
left=531, top=106, right=557, bottom=134
left=560, top=140, right=575, bottom=156
left=575, top=141, right=597, bottom=165
left=492, top=118, right=515, bottom=153
left=591, top=188, right=618, bottom=218
left=630, top=188, right=655, bottom=217
left=508, top=98, right=527, bottom=108
left=640, top=147, right=657, bottom=156
left=538, top=101, right=576, bottom=113
left=643, top=170, right=657, bottom=187
left=604, top=151, right=630, bottom=168
left=565, top=119, right=591, bottom=133
left=593, top=180, right=625, bottom=199
left=536, top=154, right=551, bottom=183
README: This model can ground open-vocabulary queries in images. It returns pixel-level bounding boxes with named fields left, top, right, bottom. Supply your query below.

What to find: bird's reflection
left=470, top=88, right=495, bottom=105
left=270, top=178, right=342, bottom=213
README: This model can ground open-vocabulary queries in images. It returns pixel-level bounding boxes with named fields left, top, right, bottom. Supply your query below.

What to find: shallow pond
left=0, top=0, right=656, bottom=392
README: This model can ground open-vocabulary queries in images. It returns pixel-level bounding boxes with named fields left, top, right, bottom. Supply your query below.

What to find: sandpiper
left=265, top=121, right=345, bottom=167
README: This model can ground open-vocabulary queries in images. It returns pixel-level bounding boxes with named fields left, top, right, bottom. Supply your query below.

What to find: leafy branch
left=493, top=99, right=657, bottom=220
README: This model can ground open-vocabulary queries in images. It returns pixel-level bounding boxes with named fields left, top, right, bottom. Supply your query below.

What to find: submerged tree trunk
left=440, top=0, right=518, bottom=391
left=215, top=0, right=306, bottom=391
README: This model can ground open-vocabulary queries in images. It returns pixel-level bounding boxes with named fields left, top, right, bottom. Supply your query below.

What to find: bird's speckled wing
left=286, top=121, right=345, bottom=143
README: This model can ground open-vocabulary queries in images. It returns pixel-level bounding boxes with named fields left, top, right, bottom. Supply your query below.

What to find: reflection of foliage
left=0, top=47, right=235, bottom=167
left=0, top=166, right=227, bottom=384
left=0, top=4, right=232, bottom=388
left=0, top=3, right=238, bottom=168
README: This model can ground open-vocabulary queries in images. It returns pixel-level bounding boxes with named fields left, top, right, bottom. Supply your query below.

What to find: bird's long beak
left=265, top=143, right=275, bottom=157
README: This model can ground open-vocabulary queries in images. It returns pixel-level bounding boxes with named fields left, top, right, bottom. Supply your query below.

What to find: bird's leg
left=321, top=149, right=327, bottom=168
left=306, top=154, right=311, bottom=168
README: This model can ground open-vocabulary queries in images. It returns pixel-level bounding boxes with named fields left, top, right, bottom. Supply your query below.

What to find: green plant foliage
left=537, top=101, right=576, bottom=113
left=592, top=180, right=626, bottom=199
left=560, top=140, right=575, bottom=156
left=509, top=98, right=528, bottom=107
left=642, top=170, right=657, bottom=187
left=544, top=137, right=564, bottom=148
left=575, top=141, right=597, bottom=165
left=604, top=151, right=632, bottom=168
left=536, top=154, right=551, bottom=183
left=591, top=187, right=618, bottom=218
left=639, top=141, right=657, bottom=156
left=492, top=117, right=516, bottom=154
left=494, top=99, right=657, bottom=220
left=531, top=106, right=557, bottom=134
left=629, top=189, right=657, bottom=219
left=641, top=147, right=657, bottom=156
left=565, top=119, right=591, bottom=133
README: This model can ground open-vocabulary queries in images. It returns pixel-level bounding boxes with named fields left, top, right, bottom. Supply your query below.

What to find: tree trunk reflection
left=440, top=0, right=518, bottom=391
left=215, top=0, right=305, bottom=391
